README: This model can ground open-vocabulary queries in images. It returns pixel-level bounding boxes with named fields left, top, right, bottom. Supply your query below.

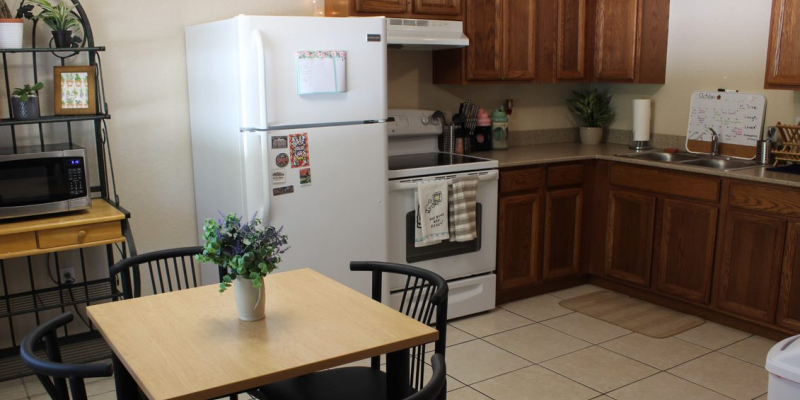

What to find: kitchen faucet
left=709, top=128, right=719, bottom=156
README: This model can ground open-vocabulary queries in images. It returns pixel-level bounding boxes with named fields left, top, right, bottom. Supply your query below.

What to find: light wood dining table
left=87, top=268, right=438, bottom=400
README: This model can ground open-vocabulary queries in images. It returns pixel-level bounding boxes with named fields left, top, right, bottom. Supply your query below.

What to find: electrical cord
left=42, top=253, right=93, bottom=330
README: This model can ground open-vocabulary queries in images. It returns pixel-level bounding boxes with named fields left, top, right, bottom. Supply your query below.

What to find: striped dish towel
left=448, top=176, right=479, bottom=242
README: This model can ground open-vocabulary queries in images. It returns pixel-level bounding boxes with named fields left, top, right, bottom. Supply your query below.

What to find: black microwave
left=0, top=144, right=91, bottom=220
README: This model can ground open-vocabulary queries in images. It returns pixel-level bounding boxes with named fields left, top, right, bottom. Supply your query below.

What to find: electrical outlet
left=60, top=267, right=76, bottom=284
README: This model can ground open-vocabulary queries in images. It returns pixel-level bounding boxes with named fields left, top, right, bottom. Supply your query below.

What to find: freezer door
left=251, top=123, right=388, bottom=295
left=236, top=16, right=388, bottom=129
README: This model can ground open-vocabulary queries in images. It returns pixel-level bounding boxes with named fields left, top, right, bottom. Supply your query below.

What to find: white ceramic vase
left=0, top=19, right=24, bottom=49
left=235, top=275, right=265, bottom=322
left=580, top=126, right=603, bottom=145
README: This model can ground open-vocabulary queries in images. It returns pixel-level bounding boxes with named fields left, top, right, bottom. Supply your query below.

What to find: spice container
left=491, top=108, right=509, bottom=150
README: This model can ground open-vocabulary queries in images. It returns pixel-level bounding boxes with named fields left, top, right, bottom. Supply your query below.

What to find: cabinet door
left=778, top=222, right=800, bottom=330
left=466, top=0, right=504, bottom=80
left=498, top=193, right=542, bottom=291
left=503, top=0, right=536, bottom=80
left=543, top=188, right=583, bottom=280
left=604, top=190, right=655, bottom=286
left=355, top=0, right=407, bottom=13
left=594, top=0, right=640, bottom=81
left=655, top=199, right=718, bottom=304
left=765, top=0, right=800, bottom=87
left=716, top=211, right=785, bottom=323
left=556, top=0, right=587, bottom=80
left=414, top=0, right=461, bottom=15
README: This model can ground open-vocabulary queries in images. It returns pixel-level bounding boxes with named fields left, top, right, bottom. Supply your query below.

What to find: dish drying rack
left=771, top=124, right=800, bottom=165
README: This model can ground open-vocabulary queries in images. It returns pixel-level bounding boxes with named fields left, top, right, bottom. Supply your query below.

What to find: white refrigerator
left=185, top=16, right=389, bottom=295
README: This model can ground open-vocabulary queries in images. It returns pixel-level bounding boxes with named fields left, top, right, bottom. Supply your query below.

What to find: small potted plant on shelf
left=26, top=0, right=81, bottom=48
left=0, top=0, right=33, bottom=49
left=196, top=213, right=289, bottom=322
left=11, top=82, right=43, bottom=120
left=568, top=88, right=615, bottom=145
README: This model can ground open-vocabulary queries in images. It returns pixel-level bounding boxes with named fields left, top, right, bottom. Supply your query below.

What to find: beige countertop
left=473, top=143, right=800, bottom=189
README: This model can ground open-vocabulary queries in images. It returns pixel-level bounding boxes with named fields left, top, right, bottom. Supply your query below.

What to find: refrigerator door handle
left=252, top=30, right=269, bottom=128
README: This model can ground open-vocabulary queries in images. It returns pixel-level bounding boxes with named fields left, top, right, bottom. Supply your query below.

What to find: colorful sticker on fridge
left=273, top=186, right=294, bottom=196
left=275, top=153, right=289, bottom=168
left=290, top=133, right=310, bottom=168
left=271, top=169, right=286, bottom=184
left=300, top=168, right=311, bottom=186
left=271, top=136, right=287, bottom=149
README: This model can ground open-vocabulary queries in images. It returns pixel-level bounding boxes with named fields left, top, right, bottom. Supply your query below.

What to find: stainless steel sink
left=618, top=152, right=703, bottom=163
left=680, top=157, right=759, bottom=171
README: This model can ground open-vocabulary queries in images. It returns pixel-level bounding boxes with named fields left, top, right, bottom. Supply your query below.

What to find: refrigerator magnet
left=273, top=186, right=294, bottom=196
left=300, top=168, right=311, bottom=186
left=271, top=169, right=286, bottom=184
left=275, top=153, right=289, bottom=168
left=290, top=133, right=310, bottom=168
left=271, top=136, right=288, bottom=149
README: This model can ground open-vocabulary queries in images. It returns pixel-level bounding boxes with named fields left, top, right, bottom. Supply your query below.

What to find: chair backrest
left=20, top=313, right=113, bottom=400
left=110, top=246, right=210, bottom=299
left=407, top=353, right=446, bottom=400
left=349, top=261, right=448, bottom=394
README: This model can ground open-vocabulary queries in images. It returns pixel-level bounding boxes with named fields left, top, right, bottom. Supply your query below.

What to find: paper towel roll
left=632, top=99, right=652, bottom=141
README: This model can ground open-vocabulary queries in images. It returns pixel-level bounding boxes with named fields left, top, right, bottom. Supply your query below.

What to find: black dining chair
left=258, top=261, right=449, bottom=400
left=21, top=312, right=114, bottom=400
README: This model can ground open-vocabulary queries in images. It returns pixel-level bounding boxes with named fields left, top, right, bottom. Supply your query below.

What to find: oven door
left=387, top=169, right=498, bottom=291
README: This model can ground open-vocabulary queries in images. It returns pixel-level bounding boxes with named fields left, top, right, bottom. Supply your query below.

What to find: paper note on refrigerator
left=296, top=51, right=346, bottom=95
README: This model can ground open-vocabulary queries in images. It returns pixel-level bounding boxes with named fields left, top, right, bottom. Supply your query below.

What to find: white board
left=685, top=91, right=766, bottom=154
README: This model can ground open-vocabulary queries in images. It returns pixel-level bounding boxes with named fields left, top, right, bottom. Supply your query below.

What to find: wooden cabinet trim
left=610, top=163, right=720, bottom=203
left=779, top=221, right=800, bottom=330
left=414, top=0, right=461, bottom=15
left=604, top=189, right=656, bottom=286
left=355, top=0, right=407, bottom=13
left=765, top=0, right=800, bottom=87
left=544, top=188, right=583, bottom=280
left=502, top=0, right=537, bottom=80
left=729, top=181, right=800, bottom=219
left=501, top=167, right=544, bottom=194
left=547, top=163, right=585, bottom=187
left=0, top=232, right=37, bottom=256
left=594, top=0, right=641, bottom=81
left=556, top=0, right=587, bottom=80
left=466, top=0, right=504, bottom=80
left=497, top=193, right=542, bottom=290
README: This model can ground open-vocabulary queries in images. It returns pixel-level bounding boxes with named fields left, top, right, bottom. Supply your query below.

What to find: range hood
left=386, top=18, right=469, bottom=50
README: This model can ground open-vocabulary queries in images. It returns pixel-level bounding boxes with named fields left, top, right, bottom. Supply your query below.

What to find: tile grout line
left=663, top=370, right=750, bottom=400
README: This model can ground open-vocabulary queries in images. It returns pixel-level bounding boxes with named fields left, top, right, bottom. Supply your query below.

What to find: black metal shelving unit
left=0, top=0, right=135, bottom=381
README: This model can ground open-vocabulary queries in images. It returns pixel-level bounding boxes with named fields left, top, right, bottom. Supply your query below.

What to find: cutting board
left=685, top=91, right=766, bottom=159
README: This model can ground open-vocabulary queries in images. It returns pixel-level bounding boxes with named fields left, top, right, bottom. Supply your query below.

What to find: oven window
left=405, top=204, right=482, bottom=263
left=0, top=158, right=69, bottom=207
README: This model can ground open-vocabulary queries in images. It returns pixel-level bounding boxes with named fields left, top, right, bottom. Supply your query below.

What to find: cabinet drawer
left=729, top=181, right=800, bottom=218
left=37, top=221, right=122, bottom=249
left=547, top=164, right=584, bottom=187
left=500, top=167, right=544, bottom=194
left=0, top=232, right=37, bottom=255
left=610, top=163, right=720, bottom=202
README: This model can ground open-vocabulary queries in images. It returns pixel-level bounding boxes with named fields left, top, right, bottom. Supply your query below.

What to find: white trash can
left=766, top=335, right=800, bottom=400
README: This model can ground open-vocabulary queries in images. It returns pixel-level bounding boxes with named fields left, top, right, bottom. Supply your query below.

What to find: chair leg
left=229, top=395, right=237, bottom=400
left=248, top=390, right=268, bottom=400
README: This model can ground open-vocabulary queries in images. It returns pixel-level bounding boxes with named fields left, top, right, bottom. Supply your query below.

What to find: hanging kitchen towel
left=415, top=180, right=449, bottom=247
left=449, top=176, right=479, bottom=242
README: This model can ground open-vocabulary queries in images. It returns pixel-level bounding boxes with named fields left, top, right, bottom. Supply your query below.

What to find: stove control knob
left=421, top=116, right=429, bottom=125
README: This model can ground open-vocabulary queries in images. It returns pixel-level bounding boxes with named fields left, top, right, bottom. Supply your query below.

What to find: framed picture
left=54, top=66, right=97, bottom=115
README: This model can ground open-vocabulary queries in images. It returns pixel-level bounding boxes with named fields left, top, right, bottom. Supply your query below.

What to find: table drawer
left=500, top=167, right=543, bottom=194
left=37, top=221, right=122, bottom=249
left=610, top=163, right=720, bottom=202
left=0, top=232, right=37, bottom=255
left=548, top=163, right=584, bottom=187
left=729, top=181, right=800, bottom=218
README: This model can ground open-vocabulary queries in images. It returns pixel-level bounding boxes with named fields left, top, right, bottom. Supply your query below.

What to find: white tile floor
left=1, top=285, right=776, bottom=400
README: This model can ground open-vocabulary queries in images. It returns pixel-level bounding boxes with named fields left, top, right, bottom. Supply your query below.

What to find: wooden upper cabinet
left=414, top=0, right=461, bottom=15
left=497, top=193, right=542, bottom=292
left=556, top=0, right=588, bottom=80
left=466, top=0, right=504, bottom=80
left=503, top=0, right=537, bottom=80
left=544, top=188, right=583, bottom=280
left=779, top=222, right=800, bottom=331
left=604, top=189, right=656, bottom=287
left=655, top=199, right=718, bottom=304
left=715, top=210, right=785, bottom=323
left=765, top=0, right=800, bottom=88
left=355, top=0, right=406, bottom=13
left=594, top=0, right=639, bottom=81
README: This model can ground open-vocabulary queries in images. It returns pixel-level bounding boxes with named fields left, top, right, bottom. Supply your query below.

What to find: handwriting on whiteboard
left=686, top=91, right=766, bottom=147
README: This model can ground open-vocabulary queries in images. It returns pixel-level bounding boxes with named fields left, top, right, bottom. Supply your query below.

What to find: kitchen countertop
left=473, top=142, right=800, bottom=189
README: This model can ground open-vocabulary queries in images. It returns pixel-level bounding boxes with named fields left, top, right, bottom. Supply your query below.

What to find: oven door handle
left=388, top=169, right=499, bottom=192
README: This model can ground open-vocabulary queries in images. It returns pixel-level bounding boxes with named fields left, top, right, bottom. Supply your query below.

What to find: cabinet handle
left=78, top=230, right=87, bottom=239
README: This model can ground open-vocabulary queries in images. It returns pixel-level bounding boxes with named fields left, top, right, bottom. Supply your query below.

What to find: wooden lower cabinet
left=543, top=188, right=583, bottom=280
left=497, top=193, right=542, bottom=291
left=604, top=189, right=656, bottom=286
left=654, top=199, right=718, bottom=304
left=779, top=222, right=800, bottom=330
left=715, top=210, right=786, bottom=323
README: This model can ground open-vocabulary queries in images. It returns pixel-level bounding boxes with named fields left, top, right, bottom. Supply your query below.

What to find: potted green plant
left=27, top=0, right=80, bottom=48
left=11, top=82, right=42, bottom=120
left=196, top=213, right=289, bottom=322
left=0, top=1, right=32, bottom=49
left=568, top=89, right=615, bottom=145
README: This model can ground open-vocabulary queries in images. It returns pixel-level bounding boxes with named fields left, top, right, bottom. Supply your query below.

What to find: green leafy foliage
left=195, top=213, right=289, bottom=293
left=26, top=0, right=80, bottom=32
left=12, top=82, right=43, bottom=102
left=567, top=89, right=615, bottom=128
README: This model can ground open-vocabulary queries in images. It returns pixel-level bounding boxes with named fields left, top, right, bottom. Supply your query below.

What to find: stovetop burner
left=388, top=152, right=493, bottom=171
